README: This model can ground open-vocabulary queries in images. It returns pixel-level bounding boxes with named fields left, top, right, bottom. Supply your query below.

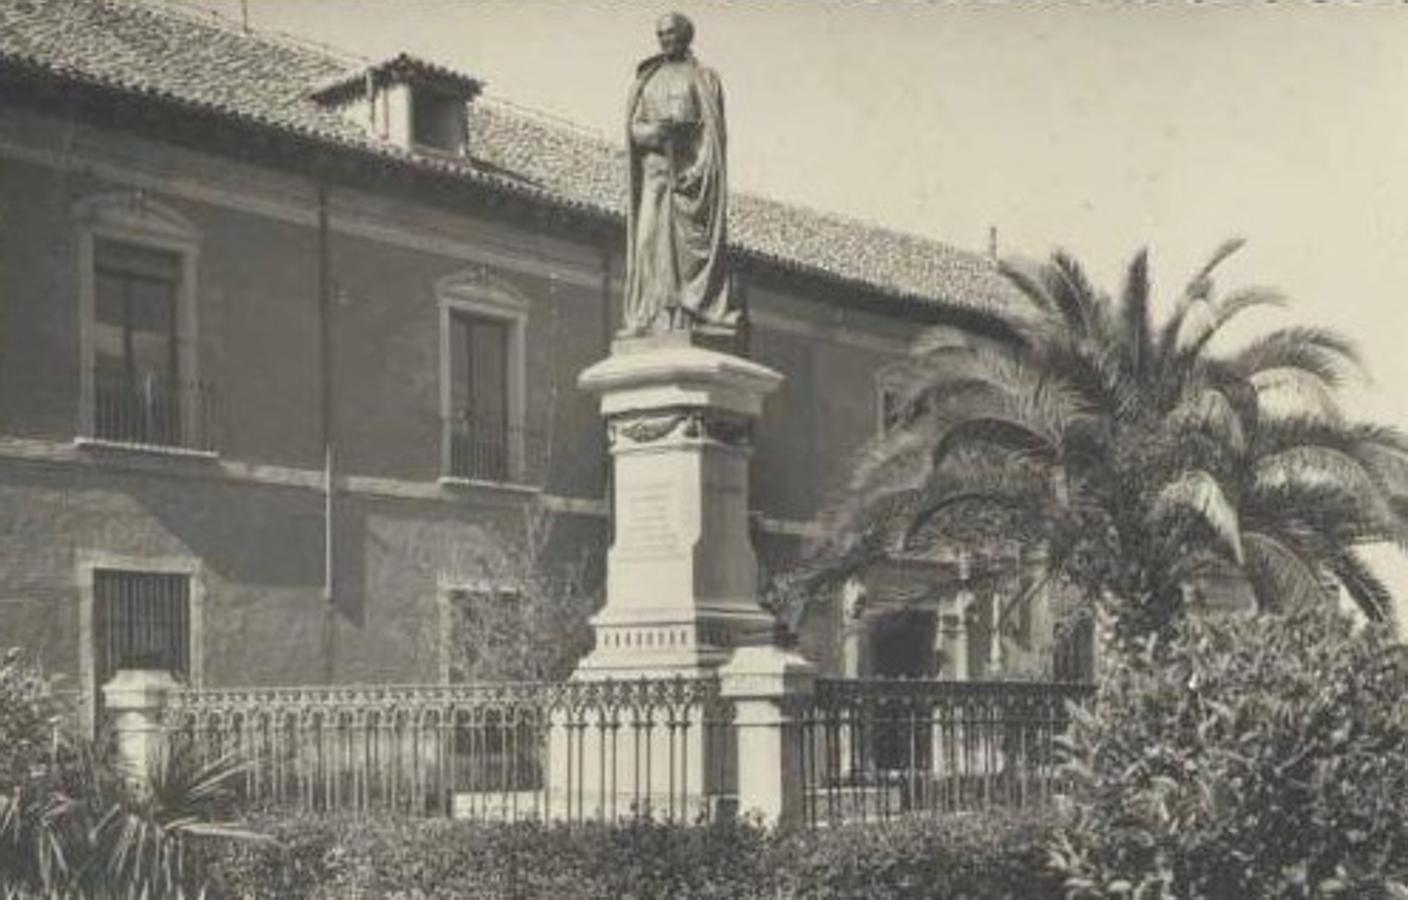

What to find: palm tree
left=806, top=240, right=1408, bottom=646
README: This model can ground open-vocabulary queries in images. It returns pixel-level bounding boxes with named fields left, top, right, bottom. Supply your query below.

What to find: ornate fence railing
left=797, top=678, right=1094, bottom=826
left=163, top=677, right=734, bottom=823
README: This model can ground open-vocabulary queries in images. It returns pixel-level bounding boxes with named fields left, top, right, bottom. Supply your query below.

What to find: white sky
left=171, top=0, right=1408, bottom=620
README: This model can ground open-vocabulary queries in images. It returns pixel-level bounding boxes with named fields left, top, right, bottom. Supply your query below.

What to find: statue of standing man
left=622, top=13, right=740, bottom=338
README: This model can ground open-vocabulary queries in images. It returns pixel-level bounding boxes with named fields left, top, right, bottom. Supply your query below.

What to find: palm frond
left=1232, top=326, right=1364, bottom=388
left=1241, top=530, right=1325, bottom=612
left=1177, top=286, right=1290, bottom=367
left=1253, top=445, right=1396, bottom=529
left=1249, top=368, right=1345, bottom=422
left=1323, top=546, right=1394, bottom=621
left=901, top=488, right=1043, bottom=547
left=1214, top=286, right=1289, bottom=329
left=1149, top=470, right=1243, bottom=563
left=1174, top=297, right=1217, bottom=354
left=1186, top=237, right=1247, bottom=296
left=1047, top=250, right=1105, bottom=336
left=1158, top=238, right=1248, bottom=369
left=1120, top=248, right=1153, bottom=381
left=1168, top=388, right=1246, bottom=455
left=997, top=257, right=1057, bottom=314
left=932, top=417, right=1060, bottom=470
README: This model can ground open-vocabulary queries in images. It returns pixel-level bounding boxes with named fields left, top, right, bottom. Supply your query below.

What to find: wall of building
left=0, top=101, right=947, bottom=691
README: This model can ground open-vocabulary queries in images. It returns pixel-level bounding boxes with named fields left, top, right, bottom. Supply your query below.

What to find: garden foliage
left=199, top=810, right=1063, bottom=900
left=1051, top=607, right=1408, bottom=899
left=0, top=648, right=260, bottom=900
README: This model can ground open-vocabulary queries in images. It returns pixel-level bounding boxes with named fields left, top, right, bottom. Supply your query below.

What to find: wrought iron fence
left=797, top=678, right=1093, bottom=826
left=89, top=368, right=216, bottom=452
left=163, top=677, right=734, bottom=823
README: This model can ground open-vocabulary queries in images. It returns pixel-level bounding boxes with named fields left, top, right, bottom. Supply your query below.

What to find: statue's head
left=655, top=12, right=694, bottom=59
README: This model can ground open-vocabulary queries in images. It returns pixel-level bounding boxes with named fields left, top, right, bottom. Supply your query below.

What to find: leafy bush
left=201, top=810, right=1061, bottom=900
left=769, top=808, right=1064, bottom=900
left=0, top=648, right=262, bottom=900
left=1051, top=607, right=1408, bottom=899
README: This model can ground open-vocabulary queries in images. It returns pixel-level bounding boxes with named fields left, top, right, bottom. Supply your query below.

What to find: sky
left=167, top=0, right=1408, bottom=618
left=170, top=0, right=1408, bottom=423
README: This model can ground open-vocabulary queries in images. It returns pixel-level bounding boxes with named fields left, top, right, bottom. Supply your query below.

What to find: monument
left=554, top=19, right=816, bottom=824
left=575, top=13, right=783, bottom=675
left=621, top=12, right=740, bottom=338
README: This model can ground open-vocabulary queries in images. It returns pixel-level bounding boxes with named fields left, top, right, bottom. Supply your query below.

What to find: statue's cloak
left=623, top=52, right=735, bottom=334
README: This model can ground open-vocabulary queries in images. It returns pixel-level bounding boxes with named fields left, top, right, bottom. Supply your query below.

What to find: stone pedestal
left=102, top=669, right=179, bottom=792
left=575, top=334, right=783, bottom=676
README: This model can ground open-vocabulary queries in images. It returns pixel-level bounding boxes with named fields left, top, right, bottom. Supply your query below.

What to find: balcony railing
left=444, top=415, right=546, bottom=485
left=87, top=369, right=216, bottom=452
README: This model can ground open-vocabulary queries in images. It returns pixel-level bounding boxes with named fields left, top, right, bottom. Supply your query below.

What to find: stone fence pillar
left=101, top=669, right=180, bottom=792
left=718, top=644, right=817, bottom=827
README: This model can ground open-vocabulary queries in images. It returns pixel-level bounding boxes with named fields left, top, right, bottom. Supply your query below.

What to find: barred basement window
left=93, top=569, right=191, bottom=684
left=445, top=586, right=521, bottom=684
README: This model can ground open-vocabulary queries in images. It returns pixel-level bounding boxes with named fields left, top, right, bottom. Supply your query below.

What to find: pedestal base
left=575, top=336, right=784, bottom=678
left=574, top=605, right=778, bottom=678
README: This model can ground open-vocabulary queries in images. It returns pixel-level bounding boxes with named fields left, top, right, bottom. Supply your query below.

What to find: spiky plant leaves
left=808, top=240, right=1408, bottom=640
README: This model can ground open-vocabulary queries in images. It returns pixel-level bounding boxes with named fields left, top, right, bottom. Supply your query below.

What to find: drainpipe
left=317, top=178, right=337, bottom=683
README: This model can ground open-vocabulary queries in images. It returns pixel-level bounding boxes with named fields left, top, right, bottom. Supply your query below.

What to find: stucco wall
left=0, top=102, right=943, bottom=688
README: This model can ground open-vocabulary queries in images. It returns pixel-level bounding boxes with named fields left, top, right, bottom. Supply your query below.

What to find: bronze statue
left=622, top=13, right=739, bottom=337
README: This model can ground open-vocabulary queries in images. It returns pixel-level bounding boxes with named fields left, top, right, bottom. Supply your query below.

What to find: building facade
left=0, top=0, right=1068, bottom=723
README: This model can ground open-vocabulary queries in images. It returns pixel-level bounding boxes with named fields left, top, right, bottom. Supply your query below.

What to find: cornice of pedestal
left=578, top=340, right=784, bottom=420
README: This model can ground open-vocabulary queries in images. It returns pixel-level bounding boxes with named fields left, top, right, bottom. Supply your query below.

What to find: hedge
left=200, top=809, right=1063, bottom=900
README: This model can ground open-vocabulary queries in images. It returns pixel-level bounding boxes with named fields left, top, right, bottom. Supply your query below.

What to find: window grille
left=93, top=569, right=191, bottom=685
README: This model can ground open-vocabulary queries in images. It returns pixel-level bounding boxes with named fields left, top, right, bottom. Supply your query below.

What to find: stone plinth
left=718, top=644, right=818, bottom=826
left=575, top=334, right=783, bottom=676
left=102, top=669, right=180, bottom=792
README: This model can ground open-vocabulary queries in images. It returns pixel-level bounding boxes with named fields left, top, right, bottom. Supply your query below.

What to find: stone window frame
left=436, top=268, right=530, bottom=485
left=73, top=191, right=205, bottom=453
left=76, top=550, right=205, bottom=736
left=436, top=577, right=524, bottom=684
left=874, top=360, right=915, bottom=435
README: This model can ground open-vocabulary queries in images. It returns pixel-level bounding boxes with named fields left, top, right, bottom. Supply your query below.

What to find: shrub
left=1, top=648, right=262, bottom=900
left=203, top=814, right=774, bottom=900
left=769, top=808, right=1065, bottom=900
left=1051, top=606, right=1408, bottom=899
left=200, top=809, right=1061, bottom=900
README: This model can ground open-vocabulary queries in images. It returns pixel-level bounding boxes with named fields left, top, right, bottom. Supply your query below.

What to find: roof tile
left=0, top=0, right=1021, bottom=313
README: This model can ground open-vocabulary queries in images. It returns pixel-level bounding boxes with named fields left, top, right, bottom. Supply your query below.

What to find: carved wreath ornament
left=608, top=407, right=752, bottom=448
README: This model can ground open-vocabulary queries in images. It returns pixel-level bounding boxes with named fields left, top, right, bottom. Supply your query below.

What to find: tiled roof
left=0, top=0, right=1020, bottom=314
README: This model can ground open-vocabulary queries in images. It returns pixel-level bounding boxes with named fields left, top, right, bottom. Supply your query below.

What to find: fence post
left=718, top=644, right=816, bottom=827
left=102, top=669, right=179, bottom=792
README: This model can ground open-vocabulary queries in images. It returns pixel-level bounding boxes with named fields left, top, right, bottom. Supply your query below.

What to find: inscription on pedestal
left=618, top=480, right=679, bottom=558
